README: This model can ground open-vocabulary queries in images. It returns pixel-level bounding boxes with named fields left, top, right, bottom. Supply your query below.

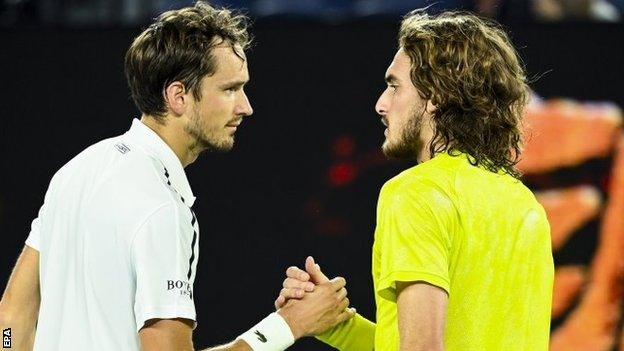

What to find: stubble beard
left=185, top=106, right=235, bottom=155
left=382, top=106, right=425, bottom=161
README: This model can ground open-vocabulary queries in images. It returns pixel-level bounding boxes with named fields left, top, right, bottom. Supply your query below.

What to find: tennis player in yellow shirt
left=275, top=10, right=554, bottom=351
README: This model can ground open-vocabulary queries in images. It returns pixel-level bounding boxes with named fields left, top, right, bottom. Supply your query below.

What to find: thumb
left=305, top=256, right=329, bottom=284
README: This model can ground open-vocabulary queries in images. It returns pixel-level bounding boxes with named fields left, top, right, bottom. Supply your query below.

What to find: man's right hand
left=276, top=257, right=355, bottom=338
left=274, top=256, right=331, bottom=309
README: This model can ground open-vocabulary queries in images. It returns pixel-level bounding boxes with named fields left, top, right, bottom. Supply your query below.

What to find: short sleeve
left=131, top=203, right=197, bottom=331
left=375, top=180, right=455, bottom=302
left=25, top=203, right=45, bottom=251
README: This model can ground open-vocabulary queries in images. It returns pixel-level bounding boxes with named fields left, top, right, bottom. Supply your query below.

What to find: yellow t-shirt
left=372, top=152, right=553, bottom=350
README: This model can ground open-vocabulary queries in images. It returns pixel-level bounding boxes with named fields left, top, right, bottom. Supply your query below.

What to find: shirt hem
left=377, top=270, right=450, bottom=302
left=135, top=305, right=197, bottom=332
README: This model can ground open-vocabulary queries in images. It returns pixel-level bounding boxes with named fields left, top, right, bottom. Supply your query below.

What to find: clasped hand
left=275, top=256, right=355, bottom=339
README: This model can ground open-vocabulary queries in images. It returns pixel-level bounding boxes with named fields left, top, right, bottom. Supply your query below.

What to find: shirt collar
left=125, top=118, right=196, bottom=206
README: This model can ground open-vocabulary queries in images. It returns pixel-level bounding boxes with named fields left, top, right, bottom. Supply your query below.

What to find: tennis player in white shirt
left=0, top=2, right=354, bottom=350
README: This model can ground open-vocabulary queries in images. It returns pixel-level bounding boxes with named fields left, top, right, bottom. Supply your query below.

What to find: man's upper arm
left=376, top=180, right=456, bottom=301
left=376, top=178, right=455, bottom=350
left=139, top=318, right=194, bottom=351
left=131, top=202, right=197, bottom=332
left=396, top=281, right=448, bottom=351
left=139, top=318, right=254, bottom=351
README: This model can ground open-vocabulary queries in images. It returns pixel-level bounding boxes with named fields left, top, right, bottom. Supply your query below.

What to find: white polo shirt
left=26, top=119, right=200, bottom=351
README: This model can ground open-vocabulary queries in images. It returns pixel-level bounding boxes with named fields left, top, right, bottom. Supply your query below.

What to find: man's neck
left=140, top=115, right=198, bottom=168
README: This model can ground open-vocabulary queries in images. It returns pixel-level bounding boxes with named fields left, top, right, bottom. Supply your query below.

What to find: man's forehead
left=212, top=44, right=246, bottom=62
left=385, top=49, right=411, bottom=80
left=212, top=46, right=249, bottom=76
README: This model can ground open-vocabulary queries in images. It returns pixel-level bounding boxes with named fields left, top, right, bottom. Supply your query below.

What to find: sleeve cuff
left=316, top=313, right=375, bottom=350
left=25, top=236, right=40, bottom=251
left=377, top=270, right=450, bottom=302
left=135, top=304, right=197, bottom=332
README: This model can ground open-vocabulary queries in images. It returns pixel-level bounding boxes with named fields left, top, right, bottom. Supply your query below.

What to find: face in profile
left=185, top=43, right=253, bottom=153
left=375, top=48, right=434, bottom=161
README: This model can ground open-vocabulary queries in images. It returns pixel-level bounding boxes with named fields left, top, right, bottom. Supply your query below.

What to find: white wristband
left=237, top=312, right=295, bottom=351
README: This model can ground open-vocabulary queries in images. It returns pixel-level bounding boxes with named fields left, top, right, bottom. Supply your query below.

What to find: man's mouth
left=226, top=120, right=242, bottom=128
left=381, top=118, right=388, bottom=127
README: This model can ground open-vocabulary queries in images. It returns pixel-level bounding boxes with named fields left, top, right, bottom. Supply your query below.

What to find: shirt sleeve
left=375, top=180, right=456, bottom=302
left=316, top=313, right=376, bottom=350
left=25, top=203, right=45, bottom=251
left=131, top=202, right=197, bottom=331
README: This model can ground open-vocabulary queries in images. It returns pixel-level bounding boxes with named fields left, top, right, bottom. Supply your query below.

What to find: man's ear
left=163, top=81, right=189, bottom=116
left=426, top=100, right=437, bottom=114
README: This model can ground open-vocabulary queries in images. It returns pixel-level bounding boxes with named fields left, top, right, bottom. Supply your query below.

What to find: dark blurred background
left=1, top=0, right=623, bottom=350
left=1, top=0, right=624, bottom=25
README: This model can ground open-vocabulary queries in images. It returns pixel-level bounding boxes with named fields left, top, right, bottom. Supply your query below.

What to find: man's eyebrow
left=219, top=79, right=249, bottom=88
left=385, top=74, right=399, bottom=84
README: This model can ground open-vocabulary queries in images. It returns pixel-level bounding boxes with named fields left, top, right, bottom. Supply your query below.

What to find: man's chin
left=200, top=137, right=235, bottom=153
left=213, top=141, right=234, bottom=153
left=382, top=140, right=419, bottom=161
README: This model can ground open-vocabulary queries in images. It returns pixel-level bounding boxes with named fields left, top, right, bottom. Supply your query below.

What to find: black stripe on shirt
left=163, top=167, right=198, bottom=296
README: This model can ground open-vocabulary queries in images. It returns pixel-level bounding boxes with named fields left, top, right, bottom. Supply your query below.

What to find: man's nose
left=375, top=92, right=388, bottom=116
left=237, top=92, right=253, bottom=117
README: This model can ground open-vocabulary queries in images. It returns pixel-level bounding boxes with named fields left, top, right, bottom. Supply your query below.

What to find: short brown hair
left=125, top=2, right=251, bottom=120
left=399, top=11, right=529, bottom=178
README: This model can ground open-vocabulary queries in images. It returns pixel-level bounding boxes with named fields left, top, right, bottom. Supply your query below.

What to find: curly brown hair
left=125, top=1, right=251, bottom=121
left=399, top=10, right=529, bottom=178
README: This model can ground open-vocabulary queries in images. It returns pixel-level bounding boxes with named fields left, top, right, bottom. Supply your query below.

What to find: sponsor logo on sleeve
left=166, top=280, right=193, bottom=298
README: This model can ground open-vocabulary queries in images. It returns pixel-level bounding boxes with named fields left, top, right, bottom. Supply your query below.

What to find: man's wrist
left=276, top=309, right=304, bottom=340
left=236, top=312, right=295, bottom=351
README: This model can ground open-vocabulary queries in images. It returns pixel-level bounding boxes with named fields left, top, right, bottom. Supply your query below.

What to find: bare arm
left=139, top=319, right=252, bottom=351
left=396, top=281, right=448, bottom=351
left=0, top=245, right=41, bottom=350
left=139, top=277, right=352, bottom=351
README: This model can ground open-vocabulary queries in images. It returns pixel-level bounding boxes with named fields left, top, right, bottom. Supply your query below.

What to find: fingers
left=276, top=265, right=313, bottom=311
left=328, top=276, right=346, bottom=291
left=283, top=277, right=315, bottom=292
left=336, top=307, right=357, bottom=324
left=305, top=256, right=330, bottom=284
left=338, top=297, right=350, bottom=311
left=286, top=266, right=310, bottom=281
left=305, top=256, right=316, bottom=273
left=280, top=287, right=306, bottom=300
left=274, top=295, right=285, bottom=310
left=337, top=287, right=347, bottom=301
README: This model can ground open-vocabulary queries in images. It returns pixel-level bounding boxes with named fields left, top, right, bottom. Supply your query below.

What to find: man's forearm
left=316, top=313, right=376, bottom=351
left=1, top=246, right=40, bottom=351
left=199, top=310, right=295, bottom=351
left=200, top=339, right=252, bottom=351
left=0, top=308, right=37, bottom=351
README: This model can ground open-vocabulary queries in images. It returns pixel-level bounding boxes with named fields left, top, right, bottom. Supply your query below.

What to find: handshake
left=272, top=256, right=355, bottom=340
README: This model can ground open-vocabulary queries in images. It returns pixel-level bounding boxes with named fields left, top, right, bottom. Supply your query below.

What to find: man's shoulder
left=97, top=151, right=176, bottom=205
left=54, top=134, right=179, bottom=209
left=86, top=153, right=189, bottom=235
left=51, top=134, right=137, bottom=175
left=382, top=154, right=459, bottom=197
